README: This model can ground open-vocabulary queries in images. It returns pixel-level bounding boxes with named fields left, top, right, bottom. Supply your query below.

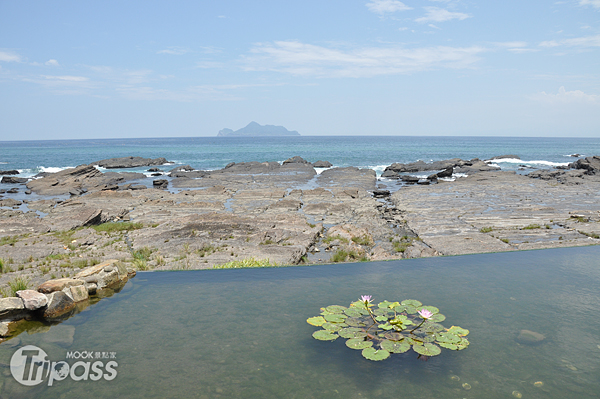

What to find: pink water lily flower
left=360, top=295, right=372, bottom=304
left=418, top=309, right=433, bottom=319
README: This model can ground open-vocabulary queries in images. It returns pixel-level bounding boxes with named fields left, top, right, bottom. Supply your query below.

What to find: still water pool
left=1, top=246, right=599, bottom=398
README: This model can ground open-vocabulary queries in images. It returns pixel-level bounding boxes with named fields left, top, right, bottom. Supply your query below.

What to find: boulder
left=488, top=155, right=520, bottom=160
left=569, top=156, right=600, bottom=175
left=313, top=160, right=333, bottom=168
left=1, top=176, right=28, bottom=184
left=153, top=179, right=168, bottom=189
left=37, top=278, right=86, bottom=294
left=63, top=285, right=89, bottom=303
left=283, top=156, right=310, bottom=165
left=0, top=297, right=25, bottom=318
left=169, top=165, right=194, bottom=172
left=372, top=190, right=390, bottom=198
left=0, top=170, right=19, bottom=175
left=16, top=290, right=48, bottom=310
left=516, top=329, right=545, bottom=345
left=41, top=291, right=76, bottom=319
left=93, top=156, right=170, bottom=169
left=74, top=259, right=128, bottom=289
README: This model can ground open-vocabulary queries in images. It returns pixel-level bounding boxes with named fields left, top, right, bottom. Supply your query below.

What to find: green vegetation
left=213, top=257, right=274, bottom=269
left=522, top=224, right=541, bottom=230
left=579, top=230, right=600, bottom=239
left=133, top=259, right=150, bottom=271
left=132, top=247, right=154, bottom=261
left=572, top=216, right=589, bottom=223
left=7, top=276, right=30, bottom=297
left=323, top=235, right=349, bottom=245
left=0, top=235, right=22, bottom=247
left=260, top=239, right=275, bottom=245
left=0, top=258, right=3, bottom=273
left=479, top=227, right=493, bottom=233
left=93, top=221, right=144, bottom=233
left=352, top=235, right=374, bottom=246
left=331, top=249, right=367, bottom=263
left=500, top=238, right=510, bottom=244
left=52, top=230, right=76, bottom=245
left=73, top=259, right=89, bottom=269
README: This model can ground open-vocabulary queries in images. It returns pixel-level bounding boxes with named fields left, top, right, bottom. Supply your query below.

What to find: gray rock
left=1, top=176, right=28, bottom=184
left=0, top=297, right=25, bottom=318
left=283, top=156, right=310, bottom=164
left=313, top=160, right=333, bottom=168
left=16, top=290, right=48, bottom=310
left=488, top=155, right=520, bottom=160
left=169, top=165, right=194, bottom=172
left=569, top=156, right=600, bottom=175
left=516, top=329, right=545, bottom=345
left=93, top=156, right=170, bottom=169
left=41, top=291, right=76, bottom=319
left=0, top=170, right=19, bottom=175
left=37, top=278, right=86, bottom=294
left=153, top=179, right=168, bottom=189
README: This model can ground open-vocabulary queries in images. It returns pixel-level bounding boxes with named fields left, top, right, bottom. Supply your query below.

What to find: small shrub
left=7, top=276, right=30, bottom=296
left=480, top=227, right=493, bottom=233
left=0, top=235, right=21, bottom=247
left=154, top=255, right=165, bottom=266
left=133, top=259, right=150, bottom=271
left=0, top=258, right=3, bottom=273
left=323, top=235, right=349, bottom=245
left=213, top=258, right=274, bottom=269
left=352, top=235, right=373, bottom=246
left=260, top=239, right=275, bottom=245
left=132, top=247, right=154, bottom=261
left=331, top=249, right=365, bottom=263
left=40, top=266, right=50, bottom=274
left=500, top=238, right=510, bottom=244
left=74, top=259, right=88, bottom=269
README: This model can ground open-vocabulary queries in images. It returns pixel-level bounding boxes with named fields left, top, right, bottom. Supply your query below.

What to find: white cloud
left=366, top=0, right=412, bottom=14
left=415, top=7, right=471, bottom=23
left=0, top=51, right=22, bottom=62
left=492, top=41, right=538, bottom=53
left=42, top=75, right=88, bottom=82
left=45, top=59, right=60, bottom=67
left=243, top=41, right=484, bottom=78
left=579, top=0, right=600, bottom=9
left=539, top=34, right=600, bottom=48
left=157, top=46, right=191, bottom=55
left=532, top=86, right=599, bottom=104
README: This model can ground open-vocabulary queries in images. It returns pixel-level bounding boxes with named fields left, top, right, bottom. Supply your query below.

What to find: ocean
left=1, top=136, right=599, bottom=179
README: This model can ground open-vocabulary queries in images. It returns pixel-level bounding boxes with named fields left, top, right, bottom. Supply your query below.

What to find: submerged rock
left=516, top=329, right=545, bottom=345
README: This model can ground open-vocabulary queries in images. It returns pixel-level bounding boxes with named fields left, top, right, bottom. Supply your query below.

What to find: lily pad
left=344, top=308, right=363, bottom=318
left=436, top=332, right=461, bottom=344
left=390, top=315, right=413, bottom=326
left=326, top=305, right=347, bottom=314
left=345, top=317, right=367, bottom=327
left=447, top=326, right=470, bottom=336
left=375, top=315, right=389, bottom=322
left=404, top=305, right=417, bottom=314
left=421, top=322, right=445, bottom=333
left=373, top=308, right=391, bottom=317
left=429, top=313, right=446, bottom=322
left=322, top=322, right=344, bottom=332
left=412, top=343, right=441, bottom=356
left=312, top=330, right=338, bottom=341
left=339, top=328, right=368, bottom=339
left=380, top=339, right=410, bottom=353
left=362, top=348, right=390, bottom=361
left=324, top=313, right=347, bottom=323
left=346, top=338, right=373, bottom=350
left=401, top=299, right=422, bottom=307
left=383, top=332, right=403, bottom=341
left=378, top=300, right=393, bottom=309
left=378, top=323, right=393, bottom=331
left=307, top=316, right=326, bottom=326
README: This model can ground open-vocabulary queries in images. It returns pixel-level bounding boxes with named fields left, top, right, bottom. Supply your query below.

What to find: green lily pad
left=404, top=305, right=417, bottom=314
left=350, top=300, right=368, bottom=309
left=436, top=332, right=460, bottom=344
left=306, top=316, right=326, bottom=326
left=429, top=313, right=446, bottom=322
left=392, top=304, right=405, bottom=313
left=378, top=300, right=393, bottom=309
left=412, top=343, right=441, bottom=356
left=390, top=315, right=413, bottom=326
left=322, top=322, right=344, bottom=332
left=373, top=308, right=391, bottom=316
left=383, top=332, right=403, bottom=341
left=326, top=305, right=347, bottom=314
left=375, top=315, right=389, bottom=322
left=344, top=308, right=363, bottom=317
left=345, top=317, right=367, bottom=327
left=324, top=313, right=347, bottom=323
left=362, top=347, right=390, bottom=361
left=346, top=338, right=373, bottom=350
left=421, top=322, right=445, bottom=333
left=380, top=339, right=411, bottom=353
left=401, top=299, right=422, bottom=307
left=339, top=328, right=367, bottom=339
left=447, top=326, right=469, bottom=336
left=312, top=330, right=338, bottom=341
left=456, top=337, right=470, bottom=350
left=438, top=342, right=459, bottom=350
left=378, top=323, right=393, bottom=331
left=388, top=301, right=401, bottom=309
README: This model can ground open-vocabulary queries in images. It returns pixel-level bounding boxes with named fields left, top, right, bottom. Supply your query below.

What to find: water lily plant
left=307, top=297, right=469, bottom=361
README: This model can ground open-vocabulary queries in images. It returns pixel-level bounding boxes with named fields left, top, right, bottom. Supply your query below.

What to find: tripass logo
left=10, top=345, right=118, bottom=386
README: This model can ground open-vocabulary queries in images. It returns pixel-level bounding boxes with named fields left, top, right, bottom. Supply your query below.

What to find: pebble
left=450, top=375, right=460, bottom=381
left=512, top=390, right=522, bottom=398
left=534, top=381, right=543, bottom=387
left=462, top=383, right=471, bottom=390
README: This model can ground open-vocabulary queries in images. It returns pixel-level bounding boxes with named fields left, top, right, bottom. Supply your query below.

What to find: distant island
left=218, top=121, right=300, bottom=137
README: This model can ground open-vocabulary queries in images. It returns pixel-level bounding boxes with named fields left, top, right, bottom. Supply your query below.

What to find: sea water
left=1, top=246, right=599, bottom=398
left=2, top=136, right=599, bottom=178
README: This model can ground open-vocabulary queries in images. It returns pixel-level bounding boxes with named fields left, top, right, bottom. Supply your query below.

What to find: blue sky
left=1, top=0, right=599, bottom=139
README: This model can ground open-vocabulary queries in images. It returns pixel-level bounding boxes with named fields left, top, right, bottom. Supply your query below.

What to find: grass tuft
left=213, top=258, right=274, bottom=269
left=93, top=222, right=144, bottom=233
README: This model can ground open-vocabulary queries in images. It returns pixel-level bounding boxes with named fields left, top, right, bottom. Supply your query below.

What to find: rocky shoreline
left=0, top=155, right=599, bottom=303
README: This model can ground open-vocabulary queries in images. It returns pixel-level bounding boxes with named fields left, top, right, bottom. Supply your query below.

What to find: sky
left=1, top=0, right=599, bottom=140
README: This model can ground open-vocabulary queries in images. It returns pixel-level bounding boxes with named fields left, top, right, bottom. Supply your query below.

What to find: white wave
left=485, top=159, right=569, bottom=167
left=314, top=167, right=328, bottom=175
left=39, top=166, right=74, bottom=173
